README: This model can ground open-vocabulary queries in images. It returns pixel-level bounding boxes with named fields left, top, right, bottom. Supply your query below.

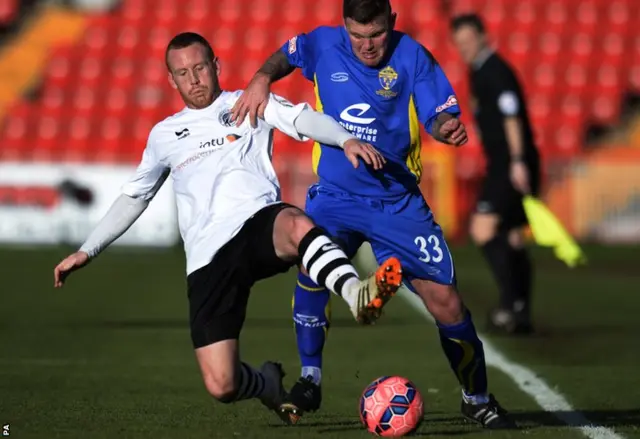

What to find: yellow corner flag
left=522, top=195, right=587, bottom=267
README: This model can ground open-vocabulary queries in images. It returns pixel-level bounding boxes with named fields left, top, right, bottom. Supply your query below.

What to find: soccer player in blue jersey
left=232, top=0, right=515, bottom=429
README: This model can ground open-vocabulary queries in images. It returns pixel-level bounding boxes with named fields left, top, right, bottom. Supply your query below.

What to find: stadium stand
left=0, top=0, right=638, bottom=239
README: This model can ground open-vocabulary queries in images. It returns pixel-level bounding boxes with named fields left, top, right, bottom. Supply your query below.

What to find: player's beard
left=187, top=87, right=213, bottom=109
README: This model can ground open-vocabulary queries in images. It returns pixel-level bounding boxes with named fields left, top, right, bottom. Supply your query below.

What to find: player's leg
left=288, top=187, right=366, bottom=416
left=369, top=193, right=515, bottom=429
left=187, top=241, right=286, bottom=415
left=271, top=202, right=401, bottom=322
left=270, top=201, right=401, bottom=424
left=409, top=279, right=513, bottom=428
left=291, top=186, right=365, bottom=388
left=195, top=339, right=285, bottom=408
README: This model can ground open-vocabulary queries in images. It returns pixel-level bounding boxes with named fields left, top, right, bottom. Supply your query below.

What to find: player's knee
left=274, top=207, right=315, bottom=257
left=203, top=371, right=237, bottom=403
left=289, top=212, right=315, bottom=247
left=415, top=281, right=464, bottom=325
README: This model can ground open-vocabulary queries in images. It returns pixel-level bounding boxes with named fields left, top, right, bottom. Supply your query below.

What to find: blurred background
left=0, top=0, right=639, bottom=246
left=0, top=0, right=640, bottom=248
left=1, top=1, right=639, bottom=438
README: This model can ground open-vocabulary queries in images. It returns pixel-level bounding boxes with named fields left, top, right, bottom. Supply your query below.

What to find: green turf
left=0, top=244, right=639, bottom=438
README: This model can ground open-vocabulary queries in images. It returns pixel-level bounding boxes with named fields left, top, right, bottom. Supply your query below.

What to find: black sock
left=480, top=233, right=514, bottom=309
left=218, top=362, right=266, bottom=403
left=509, top=247, right=533, bottom=318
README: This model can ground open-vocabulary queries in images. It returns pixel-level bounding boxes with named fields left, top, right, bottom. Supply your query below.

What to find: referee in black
left=450, top=14, right=541, bottom=335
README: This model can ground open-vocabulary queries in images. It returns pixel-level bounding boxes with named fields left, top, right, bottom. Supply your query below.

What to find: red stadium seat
left=154, top=0, right=179, bottom=26
left=0, top=0, right=17, bottom=26
left=2, top=0, right=637, bottom=165
left=249, top=0, right=275, bottom=24
left=218, top=1, right=243, bottom=25
left=629, top=66, right=640, bottom=93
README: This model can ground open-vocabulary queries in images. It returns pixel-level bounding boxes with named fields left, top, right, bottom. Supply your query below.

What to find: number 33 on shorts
left=414, top=234, right=444, bottom=263
left=407, top=232, right=455, bottom=285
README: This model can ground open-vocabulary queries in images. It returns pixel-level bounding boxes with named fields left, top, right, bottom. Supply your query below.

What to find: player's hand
left=343, top=139, right=386, bottom=170
left=53, top=251, right=90, bottom=288
left=439, top=118, right=468, bottom=146
left=231, top=74, right=271, bottom=128
left=510, top=160, right=530, bottom=194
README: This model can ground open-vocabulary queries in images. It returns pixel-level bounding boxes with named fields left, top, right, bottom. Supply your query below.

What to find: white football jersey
left=121, top=90, right=310, bottom=275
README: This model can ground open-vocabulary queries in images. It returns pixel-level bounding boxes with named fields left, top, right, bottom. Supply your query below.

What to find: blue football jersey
left=281, top=26, right=461, bottom=199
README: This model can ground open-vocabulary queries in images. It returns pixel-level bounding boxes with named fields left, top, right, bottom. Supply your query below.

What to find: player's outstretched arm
left=262, top=93, right=385, bottom=170
left=293, top=109, right=386, bottom=170
left=53, top=194, right=149, bottom=288
left=413, top=44, right=468, bottom=146
left=232, top=50, right=295, bottom=128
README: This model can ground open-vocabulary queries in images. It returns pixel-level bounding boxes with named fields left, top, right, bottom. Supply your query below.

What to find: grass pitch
left=1, top=244, right=639, bottom=438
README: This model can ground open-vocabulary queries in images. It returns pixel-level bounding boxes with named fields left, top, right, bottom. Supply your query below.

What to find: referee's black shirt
left=470, top=50, right=539, bottom=172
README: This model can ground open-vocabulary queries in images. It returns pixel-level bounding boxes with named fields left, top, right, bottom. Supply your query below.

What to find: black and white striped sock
left=231, top=362, right=266, bottom=402
left=298, top=228, right=359, bottom=297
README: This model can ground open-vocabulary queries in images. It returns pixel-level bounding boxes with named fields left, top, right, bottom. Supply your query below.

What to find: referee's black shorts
left=186, top=202, right=297, bottom=349
left=476, top=159, right=540, bottom=231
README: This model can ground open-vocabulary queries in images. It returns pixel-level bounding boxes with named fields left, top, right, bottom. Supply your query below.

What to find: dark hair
left=450, top=14, right=486, bottom=34
left=343, top=0, right=391, bottom=23
left=165, top=32, right=215, bottom=70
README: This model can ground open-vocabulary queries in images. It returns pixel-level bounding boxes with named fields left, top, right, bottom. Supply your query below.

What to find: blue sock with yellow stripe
left=437, top=311, right=489, bottom=404
left=292, top=271, right=331, bottom=385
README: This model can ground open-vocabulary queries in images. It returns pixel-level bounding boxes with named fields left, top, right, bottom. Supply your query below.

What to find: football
left=359, top=376, right=424, bottom=437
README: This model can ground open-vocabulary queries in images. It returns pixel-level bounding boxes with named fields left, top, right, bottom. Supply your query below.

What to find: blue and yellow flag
left=523, top=196, right=587, bottom=267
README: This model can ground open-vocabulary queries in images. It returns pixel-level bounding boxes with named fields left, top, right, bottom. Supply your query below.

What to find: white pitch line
left=400, top=289, right=625, bottom=439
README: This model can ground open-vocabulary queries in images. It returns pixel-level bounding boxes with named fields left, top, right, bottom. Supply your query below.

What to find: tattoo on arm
left=431, top=112, right=455, bottom=144
left=257, top=50, right=295, bottom=82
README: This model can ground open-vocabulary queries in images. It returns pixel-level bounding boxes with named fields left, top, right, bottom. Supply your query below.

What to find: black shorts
left=186, top=202, right=297, bottom=349
left=476, top=160, right=541, bottom=231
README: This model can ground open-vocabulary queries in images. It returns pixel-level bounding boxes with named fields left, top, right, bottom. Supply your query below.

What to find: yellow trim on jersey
left=407, top=95, right=423, bottom=182
left=296, top=280, right=326, bottom=292
left=311, top=74, right=324, bottom=175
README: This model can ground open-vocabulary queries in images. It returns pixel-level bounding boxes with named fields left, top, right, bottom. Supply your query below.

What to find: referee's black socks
left=510, top=245, right=532, bottom=316
left=480, top=232, right=531, bottom=315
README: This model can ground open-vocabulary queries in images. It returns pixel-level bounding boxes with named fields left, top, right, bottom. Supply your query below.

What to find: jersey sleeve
left=487, top=65, right=521, bottom=117
left=121, top=128, right=170, bottom=201
left=262, top=93, right=311, bottom=141
left=279, top=27, right=323, bottom=81
left=413, top=46, right=462, bottom=135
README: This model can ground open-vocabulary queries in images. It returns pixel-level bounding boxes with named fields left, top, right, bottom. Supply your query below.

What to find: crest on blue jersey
left=377, top=66, right=398, bottom=98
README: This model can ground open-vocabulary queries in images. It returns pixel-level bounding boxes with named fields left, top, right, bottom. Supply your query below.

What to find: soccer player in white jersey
left=52, top=32, right=403, bottom=422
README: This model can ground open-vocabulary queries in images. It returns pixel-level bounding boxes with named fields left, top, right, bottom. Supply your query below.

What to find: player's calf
left=202, top=368, right=238, bottom=403
left=195, top=340, right=286, bottom=412
left=413, top=279, right=464, bottom=326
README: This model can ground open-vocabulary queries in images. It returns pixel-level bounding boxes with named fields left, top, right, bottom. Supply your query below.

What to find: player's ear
left=213, top=57, right=221, bottom=77
left=389, top=12, right=397, bottom=30
left=167, top=71, right=178, bottom=90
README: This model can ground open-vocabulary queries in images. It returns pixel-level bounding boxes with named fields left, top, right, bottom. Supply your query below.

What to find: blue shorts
left=305, top=184, right=456, bottom=290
